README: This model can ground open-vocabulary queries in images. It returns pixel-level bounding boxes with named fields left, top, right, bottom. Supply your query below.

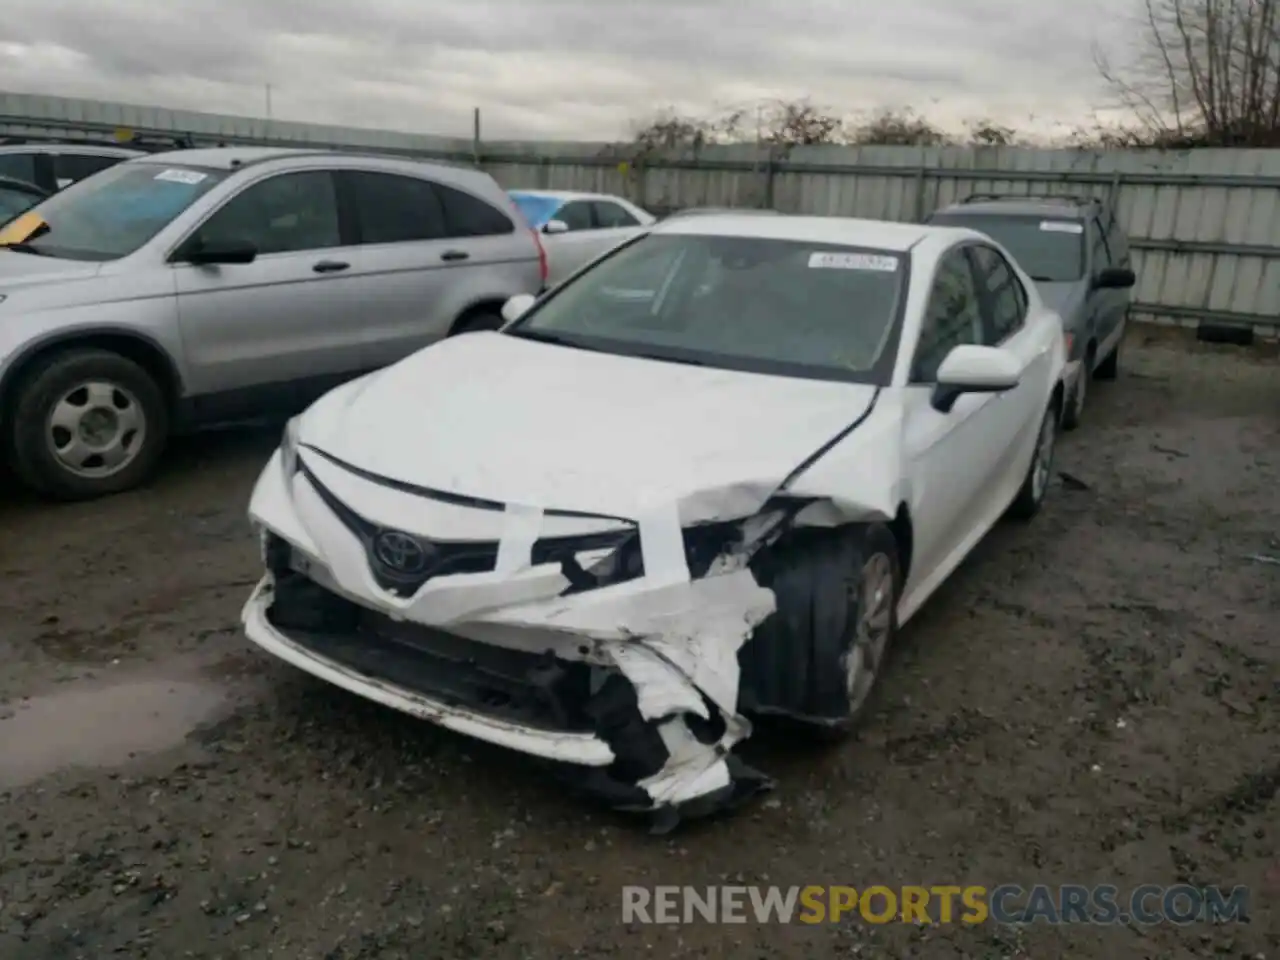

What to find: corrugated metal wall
left=3, top=91, right=1278, bottom=332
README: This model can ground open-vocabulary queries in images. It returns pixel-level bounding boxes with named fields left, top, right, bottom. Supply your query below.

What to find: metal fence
left=2, top=90, right=1278, bottom=333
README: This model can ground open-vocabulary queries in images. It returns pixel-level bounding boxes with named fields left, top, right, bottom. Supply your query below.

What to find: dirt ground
left=1, top=327, right=1277, bottom=960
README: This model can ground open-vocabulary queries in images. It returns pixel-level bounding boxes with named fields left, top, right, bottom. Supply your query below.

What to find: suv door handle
left=440, top=250, right=470, bottom=262
left=312, top=260, right=349, bottom=273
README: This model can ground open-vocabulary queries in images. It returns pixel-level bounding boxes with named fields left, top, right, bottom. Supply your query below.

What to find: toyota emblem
left=372, top=529, right=431, bottom=574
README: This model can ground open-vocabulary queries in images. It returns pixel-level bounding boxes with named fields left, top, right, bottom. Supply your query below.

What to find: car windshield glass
left=0, top=186, right=38, bottom=223
left=932, top=213, right=1085, bottom=282
left=507, top=233, right=907, bottom=383
left=508, top=192, right=562, bottom=228
left=0, top=162, right=228, bottom=261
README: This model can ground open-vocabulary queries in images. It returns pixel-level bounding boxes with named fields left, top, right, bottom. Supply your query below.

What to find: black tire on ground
left=743, top=523, right=900, bottom=741
left=1007, top=402, right=1058, bottom=521
left=1093, top=340, right=1119, bottom=380
left=6, top=348, right=169, bottom=501
left=451, top=311, right=504, bottom=335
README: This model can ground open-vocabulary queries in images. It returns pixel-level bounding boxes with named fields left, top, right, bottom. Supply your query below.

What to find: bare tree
left=1097, top=0, right=1280, bottom=146
left=848, top=108, right=952, bottom=146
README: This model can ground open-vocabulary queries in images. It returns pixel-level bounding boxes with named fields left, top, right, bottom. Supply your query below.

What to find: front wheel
left=7, top=348, right=169, bottom=501
left=744, top=524, right=900, bottom=740
left=1007, top=402, right=1058, bottom=521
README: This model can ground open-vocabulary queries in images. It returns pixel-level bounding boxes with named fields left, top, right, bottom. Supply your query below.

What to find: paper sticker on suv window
left=154, top=169, right=207, bottom=185
left=1040, top=220, right=1083, bottom=233
left=808, top=252, right=899, bottom=271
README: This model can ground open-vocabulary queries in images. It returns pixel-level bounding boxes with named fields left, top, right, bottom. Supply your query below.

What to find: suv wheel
left=7, top=348, right=169, bottom=501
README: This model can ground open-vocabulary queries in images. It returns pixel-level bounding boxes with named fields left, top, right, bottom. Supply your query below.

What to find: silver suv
left=0, top=148, right=547, bottom=500
left=926, top=193, right=1136, bottom=429
left=0, top=143, right=144, bottom=192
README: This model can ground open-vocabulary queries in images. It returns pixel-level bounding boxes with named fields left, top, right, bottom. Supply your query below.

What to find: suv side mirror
left=181, top=237, right=258, bottom=265
left=542, top=219, right=569, bottom=236
left=931, top=345, right=1021, bottom=413
left=1093, top=266, right=1135, bottom=290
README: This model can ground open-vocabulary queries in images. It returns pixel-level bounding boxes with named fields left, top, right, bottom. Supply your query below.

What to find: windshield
left=932, top=213, right=1085, bottom=282
left=0, top=185, right=39, bottom=224
left=0, top=162, right=228, bottom=261
left=508, top=192, right=561, bottom=228
left=507, top=233, right=908, bottom=383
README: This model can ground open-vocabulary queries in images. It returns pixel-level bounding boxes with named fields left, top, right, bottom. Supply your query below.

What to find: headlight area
left=556, top=499, right=801, bottom=596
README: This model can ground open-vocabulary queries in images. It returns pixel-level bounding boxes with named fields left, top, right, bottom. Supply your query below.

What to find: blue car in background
left=507, top=189, right=655, bottom=285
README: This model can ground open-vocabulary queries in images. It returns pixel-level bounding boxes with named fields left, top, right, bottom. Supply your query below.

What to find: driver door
left=172, top=169, right=368, bottom=420
left=900, top=246, right=1010, bottom=594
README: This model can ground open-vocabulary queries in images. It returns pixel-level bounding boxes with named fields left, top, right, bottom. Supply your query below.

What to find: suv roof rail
left=0, top=133, right=192, bottom=152
left=959, top=191, right=1101, bottom=207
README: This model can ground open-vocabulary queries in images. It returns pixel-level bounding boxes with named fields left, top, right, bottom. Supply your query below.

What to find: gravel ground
left=1, top=328, right=1277, bottom=959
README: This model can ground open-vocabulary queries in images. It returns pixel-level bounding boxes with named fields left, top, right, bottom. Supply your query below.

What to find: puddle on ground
left=0, top=673, right=230, bottom=789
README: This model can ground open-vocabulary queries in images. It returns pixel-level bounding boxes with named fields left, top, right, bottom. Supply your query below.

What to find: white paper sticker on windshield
left=808, top=252, right=899, bottom=271
left=1040, top=220, right=1083, bottom=234
left=154, top=168, right=207, bottom=185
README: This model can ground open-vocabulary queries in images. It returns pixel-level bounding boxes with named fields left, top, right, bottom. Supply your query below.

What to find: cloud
left=0, top=0, right=1125, bottom=140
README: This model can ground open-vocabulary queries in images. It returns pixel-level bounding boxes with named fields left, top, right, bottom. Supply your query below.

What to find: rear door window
left=54, top=153, right=124, bottom=187
left=557, top=201, right=595, bottom=231
left=593, top=201, right=639, bottom=228
left=346, top=171, right=447, bottom=244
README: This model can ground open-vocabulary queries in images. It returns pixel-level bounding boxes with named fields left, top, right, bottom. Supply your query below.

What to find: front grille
left=296, top=458, right=636, bottom=594
left=266, top=572, right=596, bottom=732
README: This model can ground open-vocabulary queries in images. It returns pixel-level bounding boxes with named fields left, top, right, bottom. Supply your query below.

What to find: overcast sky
left=0, top=0, right=1131, bottom=142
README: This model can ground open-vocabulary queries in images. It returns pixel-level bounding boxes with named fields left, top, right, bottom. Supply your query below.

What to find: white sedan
left=242, top=214, right=1066, bottom=829
left=508, top=189, right=655, bottom=285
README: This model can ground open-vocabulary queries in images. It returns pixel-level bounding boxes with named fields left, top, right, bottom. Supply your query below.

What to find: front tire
left=7, top=348, right=169, bottom=501
left=451, top=311, right=504, bottom=335
left=744, top=524, right=900, bottom=740
left=1007, top=402, right=1058, bottom=521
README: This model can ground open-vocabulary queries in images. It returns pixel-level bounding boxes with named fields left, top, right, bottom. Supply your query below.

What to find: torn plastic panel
left=246, top=427, right=908, bottom=829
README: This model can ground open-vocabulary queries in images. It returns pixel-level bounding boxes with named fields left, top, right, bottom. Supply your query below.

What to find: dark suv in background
left=0, top=142, right=144, bottom=193
left=927, top=193, right=1136, bottom=429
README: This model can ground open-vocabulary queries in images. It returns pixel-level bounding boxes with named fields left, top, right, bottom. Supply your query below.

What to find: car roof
left=0, top=143, right=143, bottom=158
left=667, top=207, right=781, bottom=217
left=652, top=213, right=967, bottom=252
left=932, top=197, right=1095, bottom=219
left=129, top=146, right=323, bottom=169
left=507, top=188, right=617, bottom=203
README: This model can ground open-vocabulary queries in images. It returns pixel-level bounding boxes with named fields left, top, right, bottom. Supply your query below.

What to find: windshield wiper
left=1, top=242, right=53, bottom=257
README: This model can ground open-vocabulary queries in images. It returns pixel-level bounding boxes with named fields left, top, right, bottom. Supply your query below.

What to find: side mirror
left=931, top=345, right=1021, bottom=413
left=501, top=293, right=537, bottom=324
left=182, top=238, right=258, bottom=265
left=542, top=219, right=569, bottom=236
left=1093, top=266, right=1135, bottom=290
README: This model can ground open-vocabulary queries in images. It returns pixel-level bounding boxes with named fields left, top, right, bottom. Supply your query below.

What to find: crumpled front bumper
left=242, top=449, right=783, bottom=829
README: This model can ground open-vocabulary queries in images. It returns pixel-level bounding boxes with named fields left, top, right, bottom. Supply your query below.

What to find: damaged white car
left=242, top=214, right=1066, bottom=830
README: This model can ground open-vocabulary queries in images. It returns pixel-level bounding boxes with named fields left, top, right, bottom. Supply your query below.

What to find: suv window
left=968, top=245, right=1027, bottom=343
left=557, top=201, right=595, bottom=231
left=199, top=171, right=341, bottom=255
left=0, top=152, right=37, bottom=183
left=347, top=171, right=446, bottom=243
left=0, top=184, right=39, bottom=221
left=593, top=201, right=638, bottom=228
left=930, top=212, right=1084, bottom=282
left=54, top=153, right=123, bottom=186
left=912, top=248, right=984, bottom=383
left=437, top=184, right=514, bottom=236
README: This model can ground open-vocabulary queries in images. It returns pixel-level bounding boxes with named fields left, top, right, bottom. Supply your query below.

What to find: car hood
left=0, top=249, right=103, bottom=289
left=1035, top=281, right=1087, bottom=324
left=299, top=332, right=879, bottom=523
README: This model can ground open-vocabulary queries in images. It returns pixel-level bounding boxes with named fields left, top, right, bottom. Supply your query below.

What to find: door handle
left=440, top=250, right=470, bottom=262
left=312, top=260, right=349, bottom=273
